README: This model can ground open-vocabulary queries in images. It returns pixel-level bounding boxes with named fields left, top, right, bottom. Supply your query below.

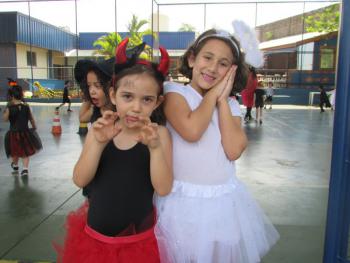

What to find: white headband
left=196, top=30, right=241, bottom=59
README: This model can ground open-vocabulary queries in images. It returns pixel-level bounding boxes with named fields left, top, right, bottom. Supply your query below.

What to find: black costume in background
left=320, top=89, right=331, bottom=112
left=4, top=103, right=42, bottom=158
left=254, top=89, right=265, bottom=108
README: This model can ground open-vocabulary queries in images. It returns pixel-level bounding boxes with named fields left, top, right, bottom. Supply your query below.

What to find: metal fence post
left=323, top=1, right=350, bottom=262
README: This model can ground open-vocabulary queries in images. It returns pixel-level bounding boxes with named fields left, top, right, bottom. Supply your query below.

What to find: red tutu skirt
left=5, top=129, right=42, bottom=158
left=54, top=202, right=161, bottom=263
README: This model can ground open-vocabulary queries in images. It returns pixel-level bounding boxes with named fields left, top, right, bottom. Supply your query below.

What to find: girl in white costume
left=155, top=25, right=279, bottom=263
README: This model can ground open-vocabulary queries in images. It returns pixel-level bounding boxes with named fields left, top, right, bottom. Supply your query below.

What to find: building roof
left=0, top=12, right=195, bottom=55
left=79, top=31, right=195, bottom=50
left=65, top=49, right=186, bottom=58
left=0, top=12, right=76, bottom=52
left=259, top=31, right=334, bottom=51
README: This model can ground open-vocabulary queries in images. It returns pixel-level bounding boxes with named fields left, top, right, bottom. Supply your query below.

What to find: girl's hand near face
left=207, top=65, right=235, bottom=99
left=136, top=116, right=161, bottom=149
left=217, top=65, right=237, bottom=103
left=92, top=110, right=122, bottom=143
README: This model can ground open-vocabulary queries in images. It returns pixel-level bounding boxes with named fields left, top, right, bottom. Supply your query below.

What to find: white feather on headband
left=232, top=20, right=264, bottom=68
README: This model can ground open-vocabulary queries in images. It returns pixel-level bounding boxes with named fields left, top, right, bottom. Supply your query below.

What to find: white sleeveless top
left=164, top=82, right=242, bottom=185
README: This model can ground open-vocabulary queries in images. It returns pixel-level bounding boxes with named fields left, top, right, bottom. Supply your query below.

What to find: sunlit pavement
left=0, top=103, right=333, bottom=263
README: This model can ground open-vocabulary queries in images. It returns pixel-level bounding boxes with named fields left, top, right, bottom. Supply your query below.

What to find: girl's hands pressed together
left=217, top=65, right=237, bottom=103
left=92, top=110, right=122, bottom=143
left=136, top=116, right=161, bottom=149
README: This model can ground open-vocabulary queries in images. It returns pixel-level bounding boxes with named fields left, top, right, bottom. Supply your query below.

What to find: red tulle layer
left=54, top=202, right=160, bottom=263
left=5, top=130, right=42, bottom=158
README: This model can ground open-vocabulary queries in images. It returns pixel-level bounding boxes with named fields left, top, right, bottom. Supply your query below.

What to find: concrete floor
left=0, top=103, right=333, bottom=263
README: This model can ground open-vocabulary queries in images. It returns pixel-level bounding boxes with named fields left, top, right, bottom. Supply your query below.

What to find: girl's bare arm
left=73, top=111, right=120, bottom=188
left=2, top=107, right=9, bottom=121
left=29, top=108, right=37, bottom=129
left=79, top=101, right=93, bottom=123
left=217, top=100, right=247, bottom=161
left=73, top=129, right=107, bottom=188
left=149, top=126, right=173, bottom=196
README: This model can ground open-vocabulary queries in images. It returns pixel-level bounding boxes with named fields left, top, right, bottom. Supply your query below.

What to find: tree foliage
left=304, top=4, right=339, bottom=33
left=93, top=14, right=156, bottom=59
left=178, top=23, right=196, bottom=32
left=127, top=14, right=157, bottom=58
left=93, top=32, right=122, bottom=58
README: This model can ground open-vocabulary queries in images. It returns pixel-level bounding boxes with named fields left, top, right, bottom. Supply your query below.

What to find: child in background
left=255, top=81, right=265, bottom=125
left=155, top=24, right=279, bottom=263
left=55, top=38, right=173, bottom=263
left=74, top=58, right=115, bottom=197
left=241, top=67, right=258, bottom=122
left=74, top=58, right=115, bottom=125
left=56, top=81, right=73, bottom=112
left=319, top=85, right=331, bottom=113
left=264, top=81, right=274, bottom=110
left=3, top=85, right=42, bottom=176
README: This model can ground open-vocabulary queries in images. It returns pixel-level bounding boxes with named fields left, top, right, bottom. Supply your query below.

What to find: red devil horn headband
left=115, top=37, right=129, bottom=64
left=115, top=37, right=169, bottom=76
left=157, top=46, right=169, bottom=76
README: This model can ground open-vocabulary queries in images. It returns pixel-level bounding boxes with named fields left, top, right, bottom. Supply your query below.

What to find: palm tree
left=127, top=14, right=157, bottom=59
left=93, top=14, right=156, bottom=59
left=93, top=32, right=122, bottom=58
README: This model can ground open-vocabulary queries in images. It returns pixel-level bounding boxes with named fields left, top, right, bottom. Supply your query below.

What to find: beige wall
left=16, top=44, right=48, bottom=79
left=52, top=51, right=65, bottom=65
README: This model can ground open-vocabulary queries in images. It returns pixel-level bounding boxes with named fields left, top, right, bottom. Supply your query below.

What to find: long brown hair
left=179, top=29, right=249, bottom=93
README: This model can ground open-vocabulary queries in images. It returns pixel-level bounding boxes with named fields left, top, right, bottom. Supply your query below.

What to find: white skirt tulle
left=154, top=178, right=279, bottom=263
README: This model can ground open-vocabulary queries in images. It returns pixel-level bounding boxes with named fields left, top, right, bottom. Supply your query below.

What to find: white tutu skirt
left=154, top=178, right=279, bottom=263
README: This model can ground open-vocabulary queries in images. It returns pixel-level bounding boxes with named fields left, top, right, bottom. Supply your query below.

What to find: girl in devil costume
left=55, top=38, right=173, bottom=263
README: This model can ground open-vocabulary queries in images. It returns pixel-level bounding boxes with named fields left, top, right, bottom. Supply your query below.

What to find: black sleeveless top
left=90, top=106, right=102, bottom=123
left=8, top=103, right=31, bottom=131
left=87, top=141, right=154, bottom=236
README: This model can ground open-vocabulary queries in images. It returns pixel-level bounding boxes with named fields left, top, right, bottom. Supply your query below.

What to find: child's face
left=86, top=71, right=107, bottom=108
left=110, top=73, right=163, bottom=129
left=189, top=38, right=234, bottom=93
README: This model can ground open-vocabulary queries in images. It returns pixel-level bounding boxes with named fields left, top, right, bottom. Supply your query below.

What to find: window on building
left=297, top=42, right=314, bottom=70
left=27, top=51, right=37, bottom=66
left=320, top=47, right=335, bottom=70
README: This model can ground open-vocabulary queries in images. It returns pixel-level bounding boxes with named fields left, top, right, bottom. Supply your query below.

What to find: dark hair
left=74, top=58, right=114, bottom=109
left=179, top=29, right=249, bottom=93
left=7, top=85, right=24, bottom=101
left=112, top=63, right=166, bottom=124
left=250, top=67, right=257, bottom=79
left=80, top=67, right=112, bottom=107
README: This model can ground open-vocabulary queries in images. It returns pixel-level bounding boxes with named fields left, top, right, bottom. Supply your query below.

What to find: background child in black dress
left=3, top=85, right=42, bottom=176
